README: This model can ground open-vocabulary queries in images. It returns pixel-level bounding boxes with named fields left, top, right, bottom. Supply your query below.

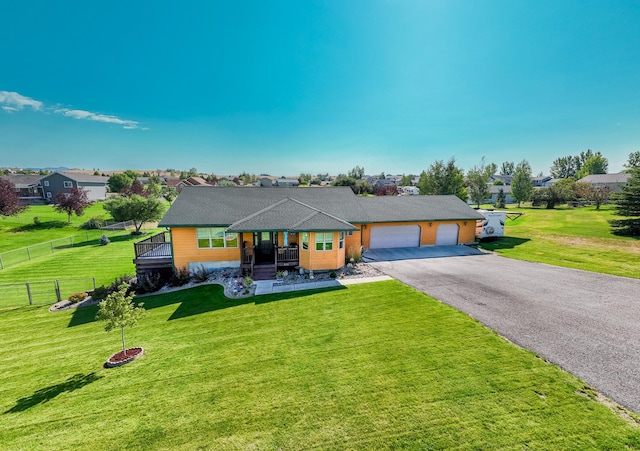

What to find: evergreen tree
left=609, top=168, right=640, bottom=236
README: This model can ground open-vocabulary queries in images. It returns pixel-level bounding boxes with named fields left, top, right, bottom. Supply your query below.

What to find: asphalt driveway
left=369, top=253, right=640, bottom=414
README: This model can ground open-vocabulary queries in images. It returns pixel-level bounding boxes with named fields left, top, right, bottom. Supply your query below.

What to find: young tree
left=511, top=159, right=534, bottom=207
left=494, top=188, right=506, bottom=208
left=96, top=282, right=145, bottom=356
left=103, top=194, right=165, bottom=234
left=577, top=153, right=608, bottom=179
left=0, top=178, right=26, bottom=217
left=54, top=187, right=91, bottom=222
left=575, top=182, right=610, bottom=210
left=467, top=159, right=494, bottom=207
left=609, top=168, right=640, bottom=236
left=400, top=174, right=413, bottom=186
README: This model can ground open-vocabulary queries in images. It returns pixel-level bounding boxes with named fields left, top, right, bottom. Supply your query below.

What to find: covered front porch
left=240, top=231, right=299, bottom=280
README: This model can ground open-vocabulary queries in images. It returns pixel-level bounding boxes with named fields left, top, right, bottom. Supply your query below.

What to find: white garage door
left=436, top=224, right=459, bottom=245
left=370, top=225, right=420, bottom=249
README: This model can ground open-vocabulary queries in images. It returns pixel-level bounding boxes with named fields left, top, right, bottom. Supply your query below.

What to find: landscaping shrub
left=135, top=272, right=165, bottom=294
left=169, top=266, right=191, bottom=286
left=91, top=285, right=108, bottom=301
left=191, top=265, right=210, bottom=283
left=100, top=234, right=110, bottom=246
left=68, top=292, right=87, bottom=303
left=243, top=276, right=253, bottom=287
left=33, top=216, right=41, bottom=226
left=82, top=215, right=107, bottom=229
left=329, top=271, right=337, bottom=279
left=109, top=274, right=135, bottom=294
left=346, top=245, right=363, bottom=264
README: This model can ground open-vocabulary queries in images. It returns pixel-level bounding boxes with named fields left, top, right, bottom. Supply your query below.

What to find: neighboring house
left=39, top=171, right=109, bottom=202
left=373, top=178, right=396, bottom=191
left=134, top=186, right=484, bottom=280
left=272, top=178, right=300, bottom=187
left=176, top=176, right=211, bottom=192
left=256, top=177, right=274, bottom=187
left=0, top=174, right=43, bottom=204
left=578, top=173, right=631, bottom=192
left=400, top=186, right=420, bottom=195
left=531, top=175, right=553, bottom=187
left=490, top=174, right=513, bottom=185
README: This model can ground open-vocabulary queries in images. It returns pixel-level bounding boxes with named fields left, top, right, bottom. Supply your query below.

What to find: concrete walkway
left=254, top=275, right=392, bottom=295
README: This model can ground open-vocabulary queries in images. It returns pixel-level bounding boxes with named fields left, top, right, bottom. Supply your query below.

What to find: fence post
left=51, top=242, right=54, bottom=253
left=92, top=278, right=96, bottom=290
left=27, top=247, right=31, bottom=260
left=26, top=282, right=33, bottom=305
left=55, top=279, right=62, bottom=303
left=0, top=254, right=3, bottom=270
left=71, top=236, right=74, bottom=247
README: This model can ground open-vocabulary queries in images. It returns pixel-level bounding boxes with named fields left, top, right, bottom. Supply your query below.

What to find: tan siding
left=307, top=232, right=345, bottom=271
left=171, top=227, right=241, bottom=269
left=362, top=220, right=477, bottom=247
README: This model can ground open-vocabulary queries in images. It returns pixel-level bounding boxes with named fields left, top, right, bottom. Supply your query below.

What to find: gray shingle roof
left=578, top=173, right=631, bottom=184
left=227, top=198, right=357, bottom=232
left=40, top=171, right=109, bottom=184
left=159, top=186, right=483, bottom=229
left=357, top=195, right=485, bottom=222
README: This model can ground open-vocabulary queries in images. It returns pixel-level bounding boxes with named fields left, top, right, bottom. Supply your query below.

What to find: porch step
left=252, top=264, right=276, bottom=281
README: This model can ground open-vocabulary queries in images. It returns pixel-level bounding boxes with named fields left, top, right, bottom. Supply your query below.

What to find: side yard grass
left=0, top=281, right=638, bottom=449
left=479, top=205, right=640, bottom=278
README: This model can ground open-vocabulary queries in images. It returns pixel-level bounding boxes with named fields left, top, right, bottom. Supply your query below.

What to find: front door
left=254, top=232, right=275, bottom=263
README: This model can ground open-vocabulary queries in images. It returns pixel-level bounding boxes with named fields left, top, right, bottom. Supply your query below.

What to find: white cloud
left=55, top=108, right=140, bottom=129
left=0, top=91, right=43, bottom=111
left=1, top=90, right=145, bottom=130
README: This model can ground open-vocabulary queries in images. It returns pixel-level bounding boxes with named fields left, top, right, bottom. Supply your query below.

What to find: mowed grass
left=0, top=203, right=168, bottom=307
left=0, top=203, right=112, bottom=253
left=479, top=205, right=640, bottom=278
left=1, top=281, right=638, bottom=450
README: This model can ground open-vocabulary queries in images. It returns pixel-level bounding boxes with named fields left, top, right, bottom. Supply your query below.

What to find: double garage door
left=369, top=224, right=459, bottom=249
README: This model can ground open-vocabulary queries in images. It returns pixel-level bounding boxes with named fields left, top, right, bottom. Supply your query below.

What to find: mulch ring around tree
left=104, top=347, right=144, bottom=368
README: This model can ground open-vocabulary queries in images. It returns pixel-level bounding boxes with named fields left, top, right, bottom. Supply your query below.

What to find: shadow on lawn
left=479, top=236, right=531, bottom=251
left=13, top=221, right=69, bottom=232
left=4, top=372, right=102, bottom=414
left=68, top=283, right=346, bottom=327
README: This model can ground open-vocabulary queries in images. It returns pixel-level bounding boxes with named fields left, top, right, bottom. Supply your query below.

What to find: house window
left=315, top=232, right=334, bottom=251
left=44, top=181, right=49, bottom=187
left=346, top=231, right=354, bottom=236
left=46, top=192, right=52, bottom=199
left=63, top=181, right=73, bottom=188
left=339, top=232, right=345, bottom=249
left=196, top=227, right=238, bottom=249
left=301, top=232, right=309, bottom=250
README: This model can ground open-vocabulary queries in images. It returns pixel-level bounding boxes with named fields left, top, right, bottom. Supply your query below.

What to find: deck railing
left=276, top=246, right=299, bottom=265
left=134, top=232, right=172, bottom=258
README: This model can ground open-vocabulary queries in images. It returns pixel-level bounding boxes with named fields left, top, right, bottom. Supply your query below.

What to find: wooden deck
left=133, top=232, right=173, bottom=278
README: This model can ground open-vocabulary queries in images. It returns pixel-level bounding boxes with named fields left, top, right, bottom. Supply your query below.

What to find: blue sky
left=1, top=0, right=639, bottom=176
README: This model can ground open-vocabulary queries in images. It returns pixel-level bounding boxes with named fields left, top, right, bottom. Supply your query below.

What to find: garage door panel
left=436, top=224, right=459, bottom=245
left=370, top=225, right=420, bottom=249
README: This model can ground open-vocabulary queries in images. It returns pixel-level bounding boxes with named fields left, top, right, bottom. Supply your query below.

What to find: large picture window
left=315, top=232, right=334, bottom=251
left=196, top=228, right=238, bottom=249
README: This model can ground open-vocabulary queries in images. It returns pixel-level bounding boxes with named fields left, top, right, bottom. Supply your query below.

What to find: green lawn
left=0, top=281, right=638, bottom=450
left=0, top=203, right=113, bottom=253
left=479, top=204, right=640, bottom=278
left=0, top=201, right=170, bottom=307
